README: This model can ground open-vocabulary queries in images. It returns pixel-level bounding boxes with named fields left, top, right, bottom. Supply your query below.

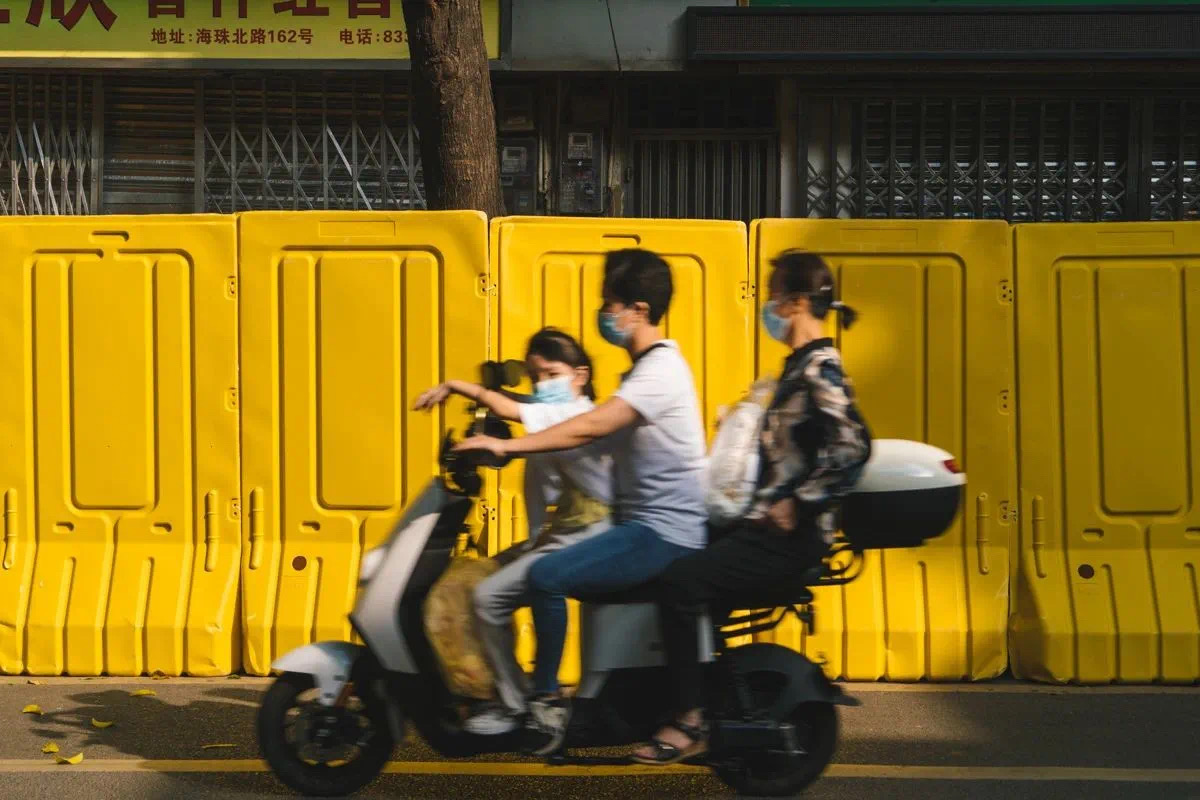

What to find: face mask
left=532, top=375, right=574, bottom=405
left=597, top=310, right=632, bottom=347
left=761, top=300, right=792, bottom=343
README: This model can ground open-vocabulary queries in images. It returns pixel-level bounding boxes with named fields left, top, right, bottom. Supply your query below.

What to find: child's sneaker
left=463, top=704, right=521, bottom=736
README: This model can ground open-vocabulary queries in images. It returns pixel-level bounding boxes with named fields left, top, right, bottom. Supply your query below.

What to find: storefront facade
left=4, top=1, right=1200, bottom=222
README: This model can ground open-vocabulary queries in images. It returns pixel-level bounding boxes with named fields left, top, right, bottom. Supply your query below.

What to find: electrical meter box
left=557, top=127, right=606, bottom=215
left=498, top=137, right=538, bottom=215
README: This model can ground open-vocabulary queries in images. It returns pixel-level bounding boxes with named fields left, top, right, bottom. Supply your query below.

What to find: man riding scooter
left=454, top=247, right=710, bottom=755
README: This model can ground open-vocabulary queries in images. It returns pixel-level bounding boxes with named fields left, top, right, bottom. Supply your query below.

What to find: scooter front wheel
left=714, top=702, right=838, bottom=797
left=258, top=672, right=395, bottom=797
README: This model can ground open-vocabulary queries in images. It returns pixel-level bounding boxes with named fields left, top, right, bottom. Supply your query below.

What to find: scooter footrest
left=712, top=719, right=804, bottom=754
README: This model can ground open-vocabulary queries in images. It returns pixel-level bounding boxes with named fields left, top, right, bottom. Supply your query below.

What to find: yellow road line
left=0, top=759, right=706, bottom=776
left=845, top=683, right=1200, bottom=695
left=0, top=759, right=1197, bottom=782
left=828, top=765, right=1200, bottom=782
left=0, top=677, right=274, bottom=686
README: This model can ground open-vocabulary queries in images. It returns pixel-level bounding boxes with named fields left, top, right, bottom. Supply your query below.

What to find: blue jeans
left=525, top=521, right=693, bottom=695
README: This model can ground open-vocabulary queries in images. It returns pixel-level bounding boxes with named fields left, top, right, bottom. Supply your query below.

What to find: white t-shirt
left=519, top=397, right=613, bottom=540
left=611, top=341, right=708, bottom=550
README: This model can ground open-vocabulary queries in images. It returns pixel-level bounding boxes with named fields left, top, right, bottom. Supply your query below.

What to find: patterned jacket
left=747, top=338, right=872, bottom=544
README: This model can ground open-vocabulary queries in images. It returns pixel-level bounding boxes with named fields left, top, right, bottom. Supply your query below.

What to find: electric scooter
left=257, top=360, right=966, bottom=798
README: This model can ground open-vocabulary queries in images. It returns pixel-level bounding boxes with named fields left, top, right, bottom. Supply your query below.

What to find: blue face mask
left=761, top=300, right=792, bottom=343
left=532, top=375, right=574, bottom=405
left=597, top=310, right=632, bottom=347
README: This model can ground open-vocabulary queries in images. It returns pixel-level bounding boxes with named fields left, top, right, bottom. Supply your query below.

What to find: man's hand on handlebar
left=453, top=435, right=509, bottom=460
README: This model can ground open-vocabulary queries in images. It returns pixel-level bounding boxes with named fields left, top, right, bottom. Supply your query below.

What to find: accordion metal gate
left=0, top=72, right=426, bottom=215
left=0, top=74, right=98, bottom=216
left=200, top=74, right=425, bottom=213
left=798, top=94, right=1200, bottom=222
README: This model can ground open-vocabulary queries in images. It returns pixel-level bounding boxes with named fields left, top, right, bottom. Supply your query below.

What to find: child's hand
left=414, top=383, right=452, bottom=411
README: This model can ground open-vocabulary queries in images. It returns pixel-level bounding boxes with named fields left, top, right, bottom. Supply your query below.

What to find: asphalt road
left=2, top=677, right=1198, bottom=800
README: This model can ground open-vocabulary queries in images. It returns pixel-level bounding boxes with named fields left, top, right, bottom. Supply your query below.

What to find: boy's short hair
left=602, top=249, right=673, bottom=325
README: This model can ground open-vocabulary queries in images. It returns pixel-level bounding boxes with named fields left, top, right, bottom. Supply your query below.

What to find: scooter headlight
left=359, top=548, right=385, bottom=583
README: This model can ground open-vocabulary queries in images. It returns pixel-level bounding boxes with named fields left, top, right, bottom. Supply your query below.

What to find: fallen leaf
left=26, top=679, right=43, bottom=686
left=42, top=743, right=58, bottom=754
left=22, top=704, right=43, bottom=715
left=201, top=743, right=235, bottom=750
left=150, top=670, right=169, bottom=680
left=327, top=759, right=349, bottom=768
left=54, top=752, right=84, bottom=765
left=129, top=689, right=156, bottom=698
left=90, top=718, right=114, bottom=729
left=226, top=674, right=241, bottom=680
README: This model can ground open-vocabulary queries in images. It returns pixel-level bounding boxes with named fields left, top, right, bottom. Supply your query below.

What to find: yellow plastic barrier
left=750, top=220, right=1015, bottom=681
left=489, top=216, right=753, bottom=684
left=0, top=229, right=34, bottom=675
left=238, top=211, right=490, bottom=676
left=1011, top=223, right=1200, bottom=684
left=0, top=216, right=241, bottom=676
left=19, top=210, right=1191, bottom=687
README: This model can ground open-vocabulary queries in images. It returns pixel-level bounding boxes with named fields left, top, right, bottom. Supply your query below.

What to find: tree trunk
left=402, top=0, right=505, bottom=217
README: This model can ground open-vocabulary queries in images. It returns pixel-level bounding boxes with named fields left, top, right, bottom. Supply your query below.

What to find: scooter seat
left=574, top=583, right=661, bottom=606
left=575, top=565, right=827, bottom=609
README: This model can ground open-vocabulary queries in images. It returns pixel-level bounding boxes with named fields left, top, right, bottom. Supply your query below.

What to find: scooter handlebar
left=437, top=412, right=515, bottom=496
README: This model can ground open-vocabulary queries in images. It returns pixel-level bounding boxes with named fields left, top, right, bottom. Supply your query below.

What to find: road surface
left=2, top=677, right=1198, bottom=799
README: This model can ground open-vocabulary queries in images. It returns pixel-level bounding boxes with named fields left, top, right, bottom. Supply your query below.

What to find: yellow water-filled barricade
left=0, top=215, right=240, bottom=677
left=1, top=210, right=1193, bottom=684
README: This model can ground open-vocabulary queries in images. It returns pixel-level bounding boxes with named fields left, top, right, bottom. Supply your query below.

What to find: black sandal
left=630, top=719, right=709, bottom=766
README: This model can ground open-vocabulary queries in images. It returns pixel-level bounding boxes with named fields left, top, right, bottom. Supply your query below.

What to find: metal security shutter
left=626, top=78, right=778, bottom=222
left=799, top=95, right=1136, bottom=222
left=0, top=74, right=97, bottom=215
left=102, top=77, right=197, bottom=214
left=628, top=135, right=775, bottom=222
left=200, top=74, right=424, bottom=212
left=1146, top=100, right=1200, bottom=220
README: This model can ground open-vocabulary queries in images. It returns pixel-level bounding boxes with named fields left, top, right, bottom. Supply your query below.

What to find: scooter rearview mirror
left=479, top=360, right=504, bottom=391
left=501, top=359, right=525, bottom=388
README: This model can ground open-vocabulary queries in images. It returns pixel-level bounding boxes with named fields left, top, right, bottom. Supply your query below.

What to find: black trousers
left=657, top=525, right=829, bottom=714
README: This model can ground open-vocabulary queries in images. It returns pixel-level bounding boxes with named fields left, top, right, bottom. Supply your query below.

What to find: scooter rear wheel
left=259, top=672, right=395, bottom=797
left=714, top=702, right=838, bottom=797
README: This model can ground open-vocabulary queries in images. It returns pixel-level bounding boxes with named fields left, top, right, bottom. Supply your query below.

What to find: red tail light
left=943, top=458, right=961, bottom=474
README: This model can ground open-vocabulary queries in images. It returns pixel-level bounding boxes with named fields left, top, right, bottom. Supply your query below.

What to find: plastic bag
left=705, top=377, right=777, bottom=527
left=546, top=484, right=609, bottom=534
left=423, top=556, right=502, bottom=699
